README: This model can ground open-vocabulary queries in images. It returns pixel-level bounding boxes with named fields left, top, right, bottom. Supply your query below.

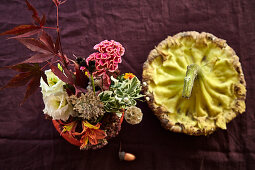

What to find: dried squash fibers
left=143, top=31, right=246, bottom=136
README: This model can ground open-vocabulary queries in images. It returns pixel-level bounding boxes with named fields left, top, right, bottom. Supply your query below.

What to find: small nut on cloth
left=124, top=106, right=143, bottom=125
left=119, top=152, right=136, bottom=161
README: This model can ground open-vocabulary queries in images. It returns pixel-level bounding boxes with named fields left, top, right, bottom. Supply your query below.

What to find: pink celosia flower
left=86, top=40, right=125, bottom=88
left=80, top=66, right=86, bottom=71
left=94, top=40, right=125, bottom=57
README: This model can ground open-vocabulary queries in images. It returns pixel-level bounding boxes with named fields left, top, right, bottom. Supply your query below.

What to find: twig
left=40, top=62, right=50, bottom=71
left=42, top=26, right=57, bottom=30
left=56, top=6, right=66, bottom=67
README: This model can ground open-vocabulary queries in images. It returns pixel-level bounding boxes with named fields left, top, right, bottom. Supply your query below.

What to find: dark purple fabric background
left=0, top=0, right=254, bottom=169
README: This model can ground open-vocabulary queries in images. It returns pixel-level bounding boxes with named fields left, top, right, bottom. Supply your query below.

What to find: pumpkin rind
left=143, top=31, right=246, bottom=136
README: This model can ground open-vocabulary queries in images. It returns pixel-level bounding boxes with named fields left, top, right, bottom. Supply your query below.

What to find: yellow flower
left=85, top=71, right=89, bottom=77
left=124, top=73, right=135, bottom=80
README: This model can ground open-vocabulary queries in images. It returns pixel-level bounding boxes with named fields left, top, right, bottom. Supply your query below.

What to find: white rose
left=43, top=92, right=74, bottom=121
left=40, top=69, right=66, bottom=97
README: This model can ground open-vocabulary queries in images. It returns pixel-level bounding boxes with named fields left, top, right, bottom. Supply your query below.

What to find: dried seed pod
left=119, top=152, right=136, bottom=161
left=124, top=106, right=143, bottom=125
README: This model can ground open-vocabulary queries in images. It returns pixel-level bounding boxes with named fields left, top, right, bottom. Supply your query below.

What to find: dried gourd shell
left=143, top=31, right=246, bottom=136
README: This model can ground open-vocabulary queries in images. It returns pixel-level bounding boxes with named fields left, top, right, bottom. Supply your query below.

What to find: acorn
left=119, top=152, right=136, bottom=161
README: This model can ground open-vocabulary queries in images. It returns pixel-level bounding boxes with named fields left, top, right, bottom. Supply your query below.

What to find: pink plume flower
left=86, top=40, right=125, bottom=89
left=94, top=40, right=125, bottom=57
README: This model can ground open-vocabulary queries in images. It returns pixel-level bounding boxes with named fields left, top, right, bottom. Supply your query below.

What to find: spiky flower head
left=68, top=91, right=105, bottom=121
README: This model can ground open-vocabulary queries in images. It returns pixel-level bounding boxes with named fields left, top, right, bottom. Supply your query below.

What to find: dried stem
left=182, top=64, right=200, bottom=98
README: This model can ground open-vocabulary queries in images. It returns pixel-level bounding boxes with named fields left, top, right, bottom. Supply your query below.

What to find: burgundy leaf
left=21, top=75, right=41, bottom=105
left=73, top=60, right=89, bottom=88
left=51, top=55, right=59, bottom=64
left=62, top=54, right=70, bottom=65
left=8, top=29, right=41, bottom=39
left=61, top=0, right=68, bottom=5
left=0, top=25, right=40, bottom=36
left=74, top=85, right=82, bottom=96
left=55, top=36, right=60, bottom=53
left=22, top=53, right=54, bottom=63
left=8, top=63, right=35, bottom=72
left=63, top=67, right=74, bottom=84
left=50, top=64, right=72, bottom=84
left=1, top=63, right=43, bottom=104
left=18, top=38, right=52, bottom=54
left=74, top=85, right=87, bottom=94
left=25, top=0, right=41, bottom=24
left=65, top=86, right=75, bottom=96
left=1, top=72, right=33, bottom=89
left=40, top=14, right=46, bottom=26
left=39, top=31, right=55, bottom=53
left=41, top=70, right=48, bottom=85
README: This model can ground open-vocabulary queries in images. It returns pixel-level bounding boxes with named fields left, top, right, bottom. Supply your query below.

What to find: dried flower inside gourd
left=101, top=113, right=122, bottom=139
left=124, top=106, right=143, bottom=125
left=68, top=91, right=105, bottom=122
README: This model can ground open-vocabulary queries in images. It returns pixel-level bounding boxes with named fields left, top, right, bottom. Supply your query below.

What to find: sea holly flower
left=76, top=121, right=107, bottom=150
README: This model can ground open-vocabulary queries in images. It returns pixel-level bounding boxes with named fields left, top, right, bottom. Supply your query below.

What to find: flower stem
left=182, top=64, right=200, bottom=98
left=56, top=6, right=66, bottom=67
left=42, top=26, right=57, bottom=30
left=40, top=62, right=50, bottom=71
left=91, top=74, right=96, bottom=95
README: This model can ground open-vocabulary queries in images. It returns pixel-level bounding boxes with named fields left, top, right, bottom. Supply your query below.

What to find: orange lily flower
left=77, top=121, right=107, bottom=149
left=59, top=120, right=77, bottom=137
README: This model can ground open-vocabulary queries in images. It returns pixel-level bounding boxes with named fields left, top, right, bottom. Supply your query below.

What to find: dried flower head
left=68, top=91, right=105, bottom=121
left=101, top=113, right=122, bottom=139
left=124, top=106, right=143, bottom=125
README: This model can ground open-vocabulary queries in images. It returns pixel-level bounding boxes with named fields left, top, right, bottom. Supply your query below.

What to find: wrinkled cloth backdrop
left=0, top=0, right=254, bottom=169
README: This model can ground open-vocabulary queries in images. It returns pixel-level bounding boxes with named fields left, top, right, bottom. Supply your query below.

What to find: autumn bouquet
left=1, top=0, right=143, bottom=150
